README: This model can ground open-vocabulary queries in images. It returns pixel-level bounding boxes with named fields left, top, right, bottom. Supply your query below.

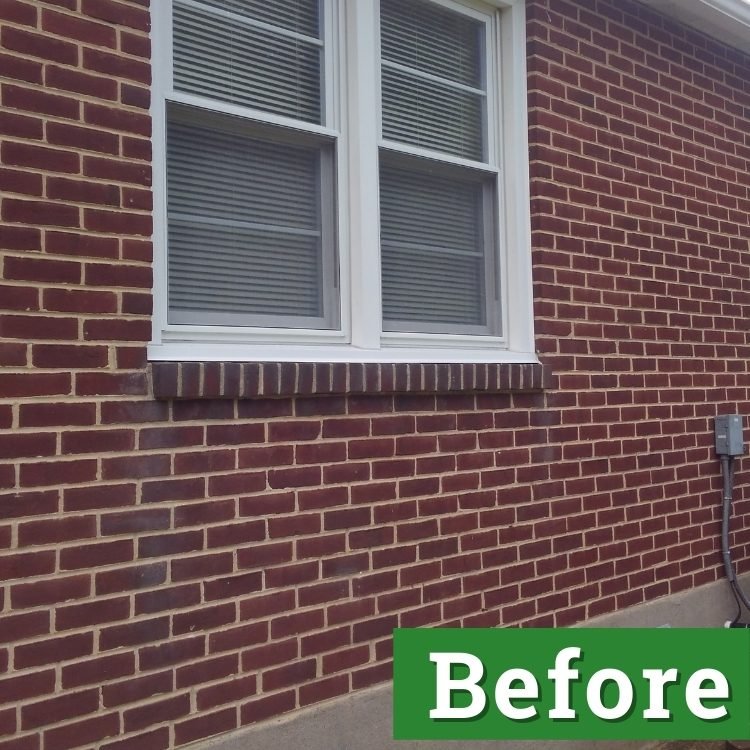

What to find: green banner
left=393, top=628, right=750, bottom=740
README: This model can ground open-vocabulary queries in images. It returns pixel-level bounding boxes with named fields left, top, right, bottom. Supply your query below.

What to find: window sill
left=150, top=360, right=552, bottom=400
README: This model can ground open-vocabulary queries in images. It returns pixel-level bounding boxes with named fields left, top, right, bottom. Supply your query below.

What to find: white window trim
left=148, top=0, right=537, bottom=364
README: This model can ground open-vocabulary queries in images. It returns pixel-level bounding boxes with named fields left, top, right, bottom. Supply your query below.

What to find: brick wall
left=1, top=0, right=749, bottom=749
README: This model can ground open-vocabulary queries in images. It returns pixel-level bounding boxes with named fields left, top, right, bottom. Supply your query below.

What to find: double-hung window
left=150, top=0, right=534, bottom=363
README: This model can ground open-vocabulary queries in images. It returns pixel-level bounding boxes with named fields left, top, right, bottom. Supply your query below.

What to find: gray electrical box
left=715, top=414, right=744, bottom=457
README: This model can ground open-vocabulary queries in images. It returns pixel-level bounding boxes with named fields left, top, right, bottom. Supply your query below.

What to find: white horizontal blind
left=167, top=115, right=329, bottom=327
left=380, top=0, right=485, bottom=160
left=380, top=165, right=488, bottom=330
left=172, top=0, right=323, bottom=124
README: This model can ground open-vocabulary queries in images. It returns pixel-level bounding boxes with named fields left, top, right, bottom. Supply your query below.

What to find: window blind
left=380, top=165, right=489, bottom=329
left=167, top=116, right=328, bottom=326
left=172, top=0, right=322, bottom=124
left=380, top=0, right=485, bottom=160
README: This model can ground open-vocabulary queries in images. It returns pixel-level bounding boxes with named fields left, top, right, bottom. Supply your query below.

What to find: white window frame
left=148, top=0, right=537, bottom=364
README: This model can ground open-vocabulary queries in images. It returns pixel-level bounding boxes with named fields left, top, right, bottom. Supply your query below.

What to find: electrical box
left=715, top=414, right=744, bottom=457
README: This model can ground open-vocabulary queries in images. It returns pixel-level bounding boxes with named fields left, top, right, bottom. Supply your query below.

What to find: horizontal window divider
left=167, top=93, right=339, bottom=141
left=378, top=140, right=498, bottom=174
left=150, top=359, right=551, bottom=399
left=380, top=58, right=486, bottom=97
left=169, top=213, right=321, bottom=237
left=175, top=0, right=324, bottom=47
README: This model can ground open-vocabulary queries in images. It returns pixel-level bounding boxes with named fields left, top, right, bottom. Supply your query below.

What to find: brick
left=63, top=483, right=135, bottom=512
left=142, top=477, right=204, bottom=503
left=62, top=653, right=135, bottom=689
left=172, top=603, right=235, bottom=636
left=83, top=47, right=149, bottom=83
left=0, top=670, right=55, bottom=705
left=46, top=65, right=118, bottom=100
left=102, top=453, right=170, bottom=480
left=43, top=713, right=119, bottom=750
left=81, top=0, right=150, bottom=30
left=199, top=675, right=258, bottom=713
left=175, top=654, right=238, bottom=690
left=0, top=551, right=55, bottom=581
left=0, top=225, right=40, bottom=250
left=96, top=562, right=167, bottom=595
left=0, top=433, right=56, bottom=460
left=1, top=26, right=78, bottom=65
left=48, top=176, right=119, bottom=205
left=208, top=622, right=267, bottom=654
left=14, top=632, right=93, bottom=669
left=170, top=552, right=233, bottom=584
left=203, top=572, right=263, bottom=602
left=60, top=539, right=134, bottom=570
left=0, top=0, right=37, bottom=26
left=11, top=577, right=88, bottom=614
left=42, top=9, right=117, bottom=48
left=3, top=198, right=79, bottom=227
left=206, top=521, right=265, bottom=549
left=102, top=671, right=172, bottom=708
left=139, top=636, right=205, bottom=671
left=18, top=515, right=96, bottom=546
left=138, top=531, right=203, bottom=558
left=84, top=318, right=151, bottom=341
left=0, top=341, right=25, bottom=366
left=2, top=83, right=79, bottom=119
left=20, top=402, right=96, bottom=428
left=21, top=689, right=99, bottom=730
left=123, top=694, right=190, bottom=733
left=0, top=166, right=42, bottom=196
left=99, top=617, right=169, bottom=651
left=134, top=583, right=201, bottom=615
left=0, top=611, right=50, bottom=643
left=84, top=104, right=150, bottom=137
left=47, top=121, right=118, bottom=155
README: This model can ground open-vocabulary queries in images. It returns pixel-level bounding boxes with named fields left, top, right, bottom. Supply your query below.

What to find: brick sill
left=151, top=361, right=552, bottom=400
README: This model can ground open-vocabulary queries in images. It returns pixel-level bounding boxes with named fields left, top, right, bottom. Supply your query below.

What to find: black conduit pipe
left=720, top=455, right=750, bottom=626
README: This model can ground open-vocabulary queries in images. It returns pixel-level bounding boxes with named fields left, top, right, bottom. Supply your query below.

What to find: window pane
left=173, top=0, right=322, bottom=124
left=380, top=164, right=492, bottom=331
left=381, top=0, right=481, bottom=88
left=195, top=0, right=319, bottom=37
left=380, top=0, right=486, bottom=160
left=381, top=67, right=484, bottom=161
left=167, top=115, right=331, bottom=326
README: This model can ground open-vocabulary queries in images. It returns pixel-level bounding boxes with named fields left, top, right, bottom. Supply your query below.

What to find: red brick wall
left=1, top=0, right=749, bottom=748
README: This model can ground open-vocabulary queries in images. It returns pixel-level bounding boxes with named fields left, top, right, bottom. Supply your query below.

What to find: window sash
left=376, top=0, right=501, bottom=338
left=163, top=0, right=340, bottom=332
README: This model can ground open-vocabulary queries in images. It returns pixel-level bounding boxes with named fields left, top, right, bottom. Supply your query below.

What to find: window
left=150, top=0, right=535, bottom=364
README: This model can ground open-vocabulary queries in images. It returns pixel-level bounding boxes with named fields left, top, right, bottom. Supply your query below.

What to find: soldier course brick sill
left=151, top=361, right=552, bottom=400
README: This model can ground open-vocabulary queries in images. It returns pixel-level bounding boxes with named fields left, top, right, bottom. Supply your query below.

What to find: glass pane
left=380, top=0, right=486, bottom=159
left=173, top=2, right=322, bottom=124
left=195, top=0, right=320, bottom=38
left=380, top=164, right=490, bottom=330
left=381, top=66, right=484, bottom=160
left=381, top=0, right=482, bottom=88
left=167, top=116, right=328, bottom=325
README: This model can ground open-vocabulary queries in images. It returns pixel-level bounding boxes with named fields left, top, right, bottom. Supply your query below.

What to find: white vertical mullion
left=500, top=0, right=536, bottom=357
left=150, top=0, right=173, bottom=343
left=346, top=0, right=382, bottom=350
